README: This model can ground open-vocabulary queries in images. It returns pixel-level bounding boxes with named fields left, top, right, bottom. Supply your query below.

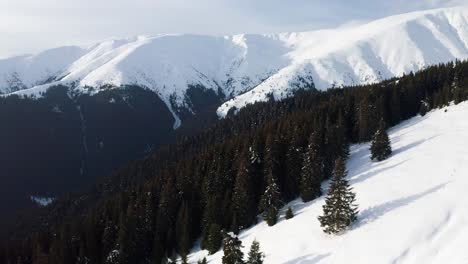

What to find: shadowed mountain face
left=0, top=85, right=221, bottom=224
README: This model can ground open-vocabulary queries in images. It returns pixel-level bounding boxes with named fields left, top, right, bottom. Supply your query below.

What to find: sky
left=0, top=0, right=466, bottom=58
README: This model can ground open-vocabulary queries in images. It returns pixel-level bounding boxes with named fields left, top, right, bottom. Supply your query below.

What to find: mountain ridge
left=1, top=5, right=468, bottom=125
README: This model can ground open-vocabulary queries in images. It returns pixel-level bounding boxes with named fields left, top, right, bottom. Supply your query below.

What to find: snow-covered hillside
left=218, top=6, right=468, bottom=116
left=0, top=46, right=86, bottom=93
left=2, top=6, right=468, bottom=121
left=189, top=101, right=468, bottom=264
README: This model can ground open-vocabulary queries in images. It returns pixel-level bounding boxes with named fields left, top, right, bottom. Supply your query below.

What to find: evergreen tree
left=263, top=133, right=283, bottom=193
left=285, top=128, right=305, bottom=199
left=300, top=132, right=323, bottom=202
left=452, top=73, right=462, bottom=104
left=176, top=201, right=191, bottom=259
left=419, top=99, right=429, bottom=116
left=101, top=217, right=117, bottom=262
left=104, top=250, right=120, bottom=264
left=222, top=234, right=244, bottom=264
left=259, top=176, right=281, bottom=226
left=285, top=207, right=294, bottom=220
left=206, top=224, right=223, bottom=255
left=198, top=257, right=208, bottom=264
left=246, top=240, right=264, bottom=264
left=370, top=120, right=392, bottom=161
left=318, top=158, right=358, bottom=234
left=231, top=153, right=257, bottom=232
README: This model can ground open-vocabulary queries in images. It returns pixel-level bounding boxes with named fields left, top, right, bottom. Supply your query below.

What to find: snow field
left=189, top=101, right=468, bottom=264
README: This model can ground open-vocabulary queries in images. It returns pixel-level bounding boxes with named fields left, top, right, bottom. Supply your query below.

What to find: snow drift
left=188, top=101, right=468, bottom=264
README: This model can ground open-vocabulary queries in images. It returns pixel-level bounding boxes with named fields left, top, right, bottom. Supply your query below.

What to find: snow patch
left=30, top=196, right=55, bottom=207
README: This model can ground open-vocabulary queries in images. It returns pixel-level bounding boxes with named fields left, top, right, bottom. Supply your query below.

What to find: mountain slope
left=1, top=6, right=468, bottom=123
left=218, top=6, right=468, bottom=116
left=0, top=46, right=86, bottom=93
left=190, top=101, right=468, bottom=264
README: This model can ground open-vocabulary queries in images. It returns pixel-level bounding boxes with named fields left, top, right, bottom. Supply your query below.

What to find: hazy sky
left=0, top=0, right=466, bottom=58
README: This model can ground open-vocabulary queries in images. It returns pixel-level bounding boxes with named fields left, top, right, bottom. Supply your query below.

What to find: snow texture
left=1, top=6, right=468, bottom=123
left=189, top=101, right=468, bottom=263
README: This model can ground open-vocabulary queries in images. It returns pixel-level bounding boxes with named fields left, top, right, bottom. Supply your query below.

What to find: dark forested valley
left=2, top=60, right=468, bottom=264
left=0, top=85, right=222, bottom=229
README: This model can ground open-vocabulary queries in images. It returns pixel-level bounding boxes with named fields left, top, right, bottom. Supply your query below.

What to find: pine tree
left=222, top=234, right=244, bottom=264
left=452, top=73, right=462, bottom=105
left=198, top=257, right=208, bottom=264
left=300, top=132, right=323, bottom=202
left=246, top=240, right=264, bottom=264
left=259, top=176, right=281, bottom=226
left=181, top=255, right=188, bottom=264
left=318, top=158, right=358, bottom=234
left=285, top=128, right=304, bottom=199
left=104, top=250, right=120, bottom=264
left=285, top=207, right=294, bottom=220
left=419, top=99, right=429, bottom=116
left=101, top=218, right=117, bottom=262
left=232, top=154, right=256, bottom=232
left=206, top=224, right=223, bottom=254
left=370, top=120, right=392, bottom=161
left=176, top=201, right=191, bottom=259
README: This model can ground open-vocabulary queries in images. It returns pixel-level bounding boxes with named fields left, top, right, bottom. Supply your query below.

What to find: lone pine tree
left=246, top=239, right=265, bottom=264
left=222, top=233, right=244, bottom=264
left=370, top=120, right=392, bottom=161
left=318, top=157, right=358, bottom=234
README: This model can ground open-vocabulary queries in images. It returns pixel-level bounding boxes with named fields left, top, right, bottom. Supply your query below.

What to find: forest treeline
left=2, top=60, right=468, bottom=264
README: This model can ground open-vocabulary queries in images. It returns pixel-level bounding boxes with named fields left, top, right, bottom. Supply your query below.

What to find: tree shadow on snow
left=283, top=252, right=331, bottom=264
left=349, top=159, right=410, bottom=185
left=357, top=182, right=449, bottom=227
left=392, top=134, right=440, bottom=156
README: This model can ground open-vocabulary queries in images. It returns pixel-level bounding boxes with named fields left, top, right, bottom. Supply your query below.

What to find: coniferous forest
left=2, top=60, right=468, bottom=264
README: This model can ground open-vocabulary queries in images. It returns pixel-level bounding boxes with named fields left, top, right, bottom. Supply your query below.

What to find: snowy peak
left=1, top=6, right=468, bottom=121
left=0, top=46, right=86, bottom=93
left=218, top=6, right=468, bottom=116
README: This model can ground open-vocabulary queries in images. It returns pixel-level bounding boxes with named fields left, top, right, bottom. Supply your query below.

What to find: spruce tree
left=259, top=176, right=281, bottom=226
left=370, top=120, right=392, bottom=161
left=206, top=224, right=223, bottom=254
left=285, top=128, right=304, bottom=199
left=222, top=234, right=244, bottom=264
left=246, top=240, right=264, bottom=264
left=176, top=201, right=191, bottom=259
left=104, top=250, right=120, bottom=264
left=300, top=132, right=323, bottom=202
left=318, top=158, right=358, bottom=234
left=232, top=155, right=256, bottom=232
left=285, top=207, right=294, bottom=220
left=452, top=72, right=465, bottom=105
left=419, top=100, right=429, bottom=116
left=198, top=257, right=208, bottom=264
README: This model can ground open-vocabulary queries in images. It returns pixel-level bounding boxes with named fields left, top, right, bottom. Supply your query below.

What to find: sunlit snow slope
left=218, top=5, right=468, bottom=116
left=1, top=6, right=468, bottom=121
left=189, top=101, right=468, bottom=264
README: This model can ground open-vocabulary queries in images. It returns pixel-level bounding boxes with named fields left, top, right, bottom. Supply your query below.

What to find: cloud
left=0, top=0, right=465, bottom=58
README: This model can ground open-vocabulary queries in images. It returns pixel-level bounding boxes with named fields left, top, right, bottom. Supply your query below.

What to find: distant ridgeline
left=2, top=60, right=468, bottom=264
left=0, top=84, right=222, bottom=226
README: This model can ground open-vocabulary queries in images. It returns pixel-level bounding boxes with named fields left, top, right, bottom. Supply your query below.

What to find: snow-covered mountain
left=188, top=101, right=468, bottom=264
left=1, top=5, right=468, bottom=122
